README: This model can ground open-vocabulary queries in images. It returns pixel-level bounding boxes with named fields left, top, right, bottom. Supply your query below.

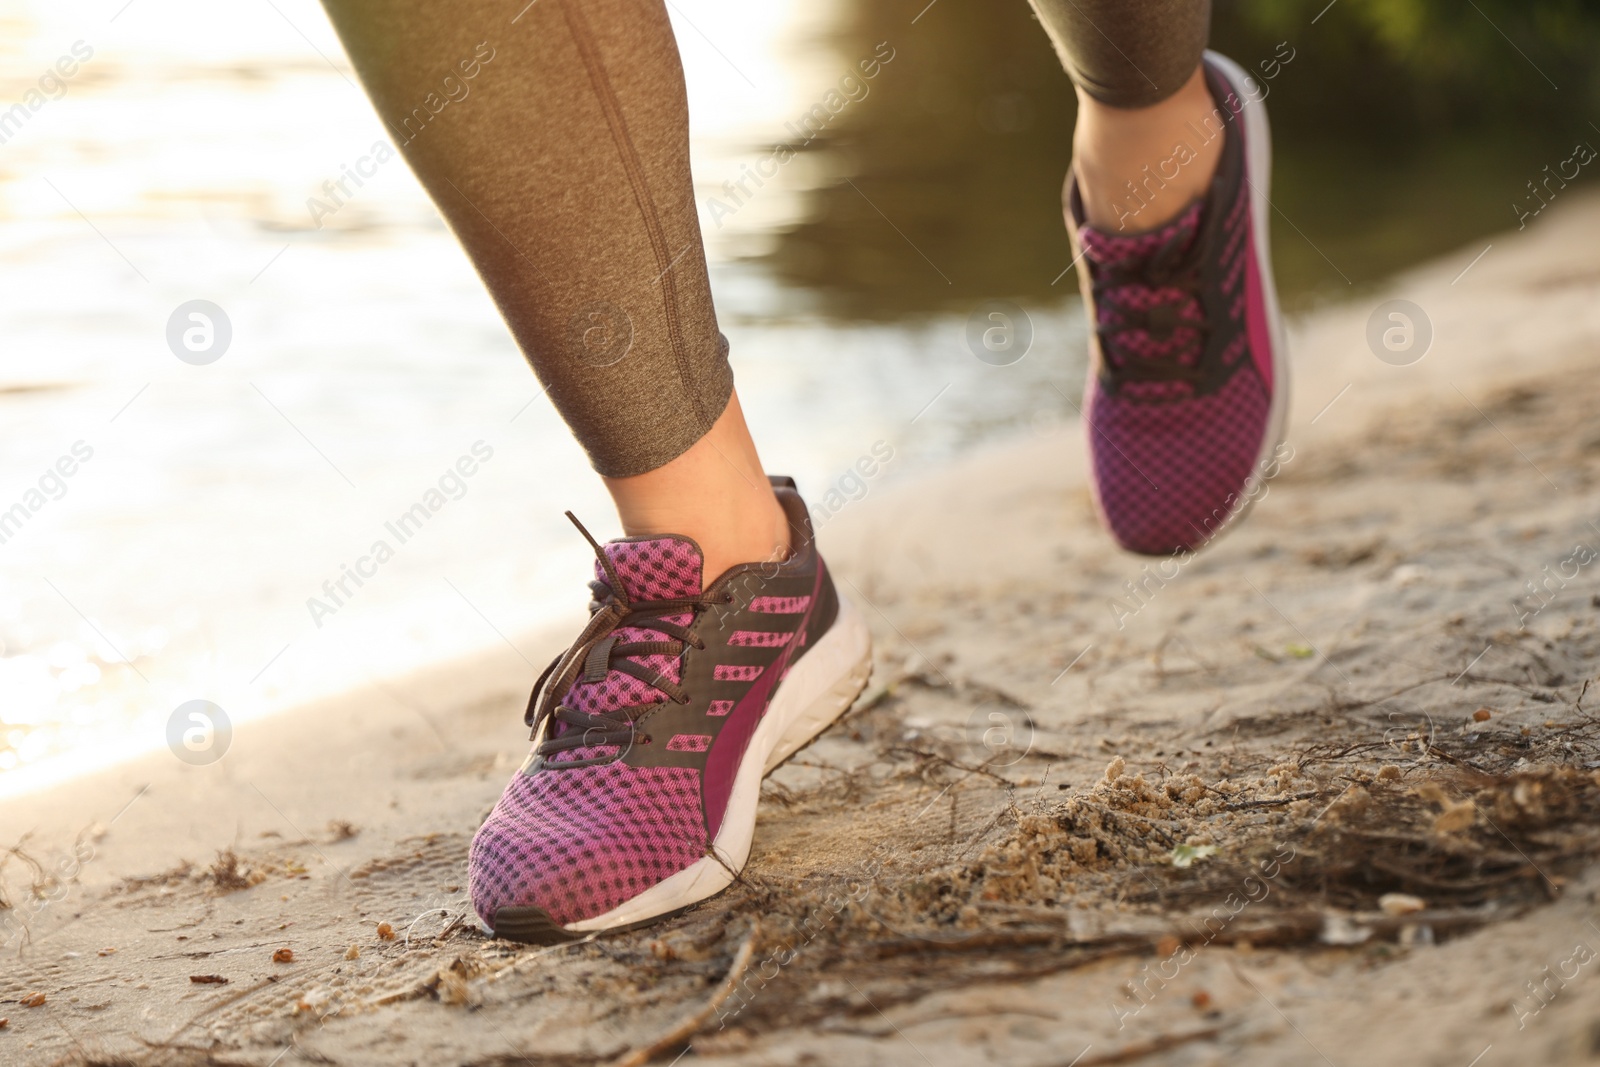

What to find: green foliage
left=1214, top=0, right=1600, bottom=136
left=1171, top=844, right=1220, bottom=868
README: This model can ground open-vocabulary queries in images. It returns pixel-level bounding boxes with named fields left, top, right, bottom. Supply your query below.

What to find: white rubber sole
left=564, top=595, right=873, bottom=934
left=1204, top=50, right=1292, bottom=530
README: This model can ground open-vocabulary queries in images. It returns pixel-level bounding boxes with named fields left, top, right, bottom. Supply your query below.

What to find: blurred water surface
left=2, top=0, right=1589, bottom=791
left=0, top=0, right=1084, bottom=792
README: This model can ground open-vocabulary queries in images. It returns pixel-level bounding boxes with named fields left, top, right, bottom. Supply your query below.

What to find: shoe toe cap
left=1088, top=375, right=1272, bottom=555
left=467, top=763, right=707, bottom=933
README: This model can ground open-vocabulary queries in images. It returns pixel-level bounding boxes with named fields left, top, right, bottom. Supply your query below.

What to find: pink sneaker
left=1068, top=51, right=1289, bottom=556
left=468, top=478, right=872, bottom=943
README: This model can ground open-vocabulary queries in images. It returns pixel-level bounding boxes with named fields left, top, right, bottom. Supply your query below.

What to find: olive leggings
left=319, top=0, right=1210, bottom=477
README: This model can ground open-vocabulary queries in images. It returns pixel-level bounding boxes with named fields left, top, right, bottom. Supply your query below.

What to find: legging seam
left=557, top=0, right=712, bottom=432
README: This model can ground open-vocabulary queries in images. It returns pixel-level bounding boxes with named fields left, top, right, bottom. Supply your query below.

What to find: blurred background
left=0, top=0, right=1594, bottom=791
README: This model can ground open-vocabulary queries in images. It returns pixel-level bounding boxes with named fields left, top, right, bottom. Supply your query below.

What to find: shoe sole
left=1200, top=49, right=1292, bottom=542
left=491, top=595, right=874, bottom=943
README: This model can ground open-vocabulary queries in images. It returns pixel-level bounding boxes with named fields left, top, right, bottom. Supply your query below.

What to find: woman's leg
left=1026, top=0, right=1290, bottom=556
left=324, top=0, right=874, bottom=946
left=1029, top=0, right=1219, bottom=230
left=319, top=0, right=788, bottom=579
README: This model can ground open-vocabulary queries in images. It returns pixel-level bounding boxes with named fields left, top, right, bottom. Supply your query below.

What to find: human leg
left=320, top=0, right=869, bottom=941
left=1028, top=1, right=1291, bottom=554
left=1030, top=0, right=1218, bottom=230
left=320, top=0, right=787, bottom=578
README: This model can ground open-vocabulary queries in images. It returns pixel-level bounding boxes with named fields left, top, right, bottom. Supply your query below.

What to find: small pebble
left=1433, top=799, right=1476, bottom=834
left=272, top=948, right=295, bottom=964
left=1379, top=893, right=1426, bottom=916
left=377, top=922, right=396, bottom=941
left=1391, top=564, right=1429, bottom=586
left=1472, top=709, right=1492, bottom=723
left=20, top=992, right=45, bottom=1008
left=345, top=945, right=361, bottom=961
left=1192, top=990, right=1212, bottom=1009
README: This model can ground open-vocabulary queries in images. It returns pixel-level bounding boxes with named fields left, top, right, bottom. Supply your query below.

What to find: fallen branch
left=1221, top=791, right=1322, bottom=811
left=165, top=976, right=282, bottom=1041
left=478, top=931, right=601, bottom=987
left=847, top=665, right=931, bottom=716
left=862, top=904, right=1512, bottom=962
left=608, top=922, right=760, bottom=1067
left=1069, top=1027, right=1223, bottom=1065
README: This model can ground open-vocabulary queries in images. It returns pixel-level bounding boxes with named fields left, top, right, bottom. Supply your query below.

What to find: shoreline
left=6, top=190, right=1600, bottom=1066
left=10, top=185, right=1596, bottom=884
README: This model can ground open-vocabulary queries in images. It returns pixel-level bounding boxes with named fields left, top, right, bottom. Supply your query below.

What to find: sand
left=6, top=191, right=1600, bottom=1067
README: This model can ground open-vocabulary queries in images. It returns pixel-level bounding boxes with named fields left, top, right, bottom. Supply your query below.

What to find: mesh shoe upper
left=1072, top=57, right=1278, bottom=556
left=468, top=537, right=710, bottom=927
left=469, top=485, right=839, bottom=930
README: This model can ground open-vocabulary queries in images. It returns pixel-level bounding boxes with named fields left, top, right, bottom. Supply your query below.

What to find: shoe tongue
left=543, top=536, right=703, bottom=763
left=596, top=535, right=704, bottom=602
left=1079, top=197, right=1205, bottom=270
left=1078, top=198, right=1210, bottom=402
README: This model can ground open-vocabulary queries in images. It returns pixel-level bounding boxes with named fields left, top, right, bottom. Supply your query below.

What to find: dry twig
left=608, top=922, right=760, bottom=1067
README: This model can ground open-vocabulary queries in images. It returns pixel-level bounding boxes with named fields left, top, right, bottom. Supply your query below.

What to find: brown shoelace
left=522, top=513, right=725, bottom=769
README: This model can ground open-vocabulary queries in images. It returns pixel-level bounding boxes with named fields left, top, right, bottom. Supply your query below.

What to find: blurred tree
left=1219, top=0, right=1600, bottom=134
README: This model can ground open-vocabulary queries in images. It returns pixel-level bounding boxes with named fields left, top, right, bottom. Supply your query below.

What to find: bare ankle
left=613, top=489, right=789, bottom=582
left=601, top=391, right=790, bottom=586
left=1072, top=63, right=1225, bottom=232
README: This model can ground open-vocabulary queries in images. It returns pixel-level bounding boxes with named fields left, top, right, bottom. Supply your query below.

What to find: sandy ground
left=6, top=192, right=1600, bottom=1067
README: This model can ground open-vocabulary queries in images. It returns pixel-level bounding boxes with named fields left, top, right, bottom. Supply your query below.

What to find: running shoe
left=468, top=477, right=873, bottom=943
left=1067, top=51, right=1289, bottom=556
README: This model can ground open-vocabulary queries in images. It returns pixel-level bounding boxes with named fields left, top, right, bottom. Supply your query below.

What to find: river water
left=0, top=0, right=1089, bottom=794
